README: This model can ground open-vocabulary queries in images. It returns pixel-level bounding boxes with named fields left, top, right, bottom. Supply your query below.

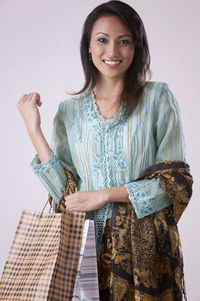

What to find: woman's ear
left=88, top=43, right=92, bottom=53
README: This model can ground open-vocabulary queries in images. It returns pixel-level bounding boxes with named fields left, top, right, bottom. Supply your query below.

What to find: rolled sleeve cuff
left=30, top=151, right=58, bottom=175
left=30, top=151, right=67, bottom=204
left=124, top=181, right=172, bottom=219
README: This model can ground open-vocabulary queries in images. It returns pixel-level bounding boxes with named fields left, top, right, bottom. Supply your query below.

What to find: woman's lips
left=103, top=60, right=122, bottom=68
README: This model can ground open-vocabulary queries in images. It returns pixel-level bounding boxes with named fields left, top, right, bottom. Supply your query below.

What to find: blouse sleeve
left=30, top=101, right=80, bottom=203
left=124, top=83, right=186, bottom=218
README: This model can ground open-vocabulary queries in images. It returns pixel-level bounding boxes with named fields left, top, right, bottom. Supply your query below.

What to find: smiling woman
left=76, top=0, right=151, bottom=117
left=88, top=15, right=135, bottom=81
left=87, top=14, right=135, bottom=119
left=16, top=0, right=193, bottom=300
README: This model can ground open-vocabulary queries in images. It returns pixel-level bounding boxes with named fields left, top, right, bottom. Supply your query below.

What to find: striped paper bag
left=0, top=208, right=85, bottom=300
left=72, top=220, right=100, bottom=300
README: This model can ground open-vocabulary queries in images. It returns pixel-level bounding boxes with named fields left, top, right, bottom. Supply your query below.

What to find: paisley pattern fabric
left=48, top=168, right=78, bottom=213
left=138, top=160, right=193, bottom=223
left=97, top=160, right=193, bottom=301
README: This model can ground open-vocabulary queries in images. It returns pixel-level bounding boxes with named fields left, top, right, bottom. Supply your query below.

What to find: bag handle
left=45, top=168, right=78, bottom=215
left=39, top=198, right=52, bottom=218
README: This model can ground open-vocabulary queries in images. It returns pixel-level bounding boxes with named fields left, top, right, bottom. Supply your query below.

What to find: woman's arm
left=120, top=83, right=186, bottom=218
left=17, top=92, right=51, bottom=162
left=28, top=128, right=51, bottom=162
left=17, top=93, right=80, bottom=203
left=103, top=186, right=129, bottom=203
left=31, top=100, right=80, bottom=203
left=64, top=186, right=129, bottom=212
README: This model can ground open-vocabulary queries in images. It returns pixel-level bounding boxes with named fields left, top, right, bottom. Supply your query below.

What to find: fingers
left=64, top=196, right=74, bottom=211
left=65, top=201, right=74, bottom=211
left=17, top=94, right=27, bottom=106
left=26, top=92, right=41, bottom=103
left=64, top=198, right=71, bottom=208
left=18, top=92, right=41, bottom=105
left=64, top=192, right=81, bottom=211
left=17, top=92, right=42, bottom=110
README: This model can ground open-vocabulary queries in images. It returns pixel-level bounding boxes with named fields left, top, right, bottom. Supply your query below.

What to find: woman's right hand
left=17, top=92, right=43, bottom=133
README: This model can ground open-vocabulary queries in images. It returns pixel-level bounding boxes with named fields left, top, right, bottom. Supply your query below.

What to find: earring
left=88, top=53, right=92, bottom=61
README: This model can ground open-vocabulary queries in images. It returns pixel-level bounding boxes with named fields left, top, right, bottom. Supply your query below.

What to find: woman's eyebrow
left=95, top=32, right=132, bottom=38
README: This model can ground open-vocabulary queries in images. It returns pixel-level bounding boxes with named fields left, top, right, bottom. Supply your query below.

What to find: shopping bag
left=72, top=220, right=100, bottom=301
left=0, top=168, right=100, bottom=300
left=0, top=207, right=85, bottom=301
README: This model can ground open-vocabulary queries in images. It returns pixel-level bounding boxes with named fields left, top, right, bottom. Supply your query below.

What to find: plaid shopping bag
left=0, top=168, right=82, bottom=300
left=0, top=208, right=85, bottom=301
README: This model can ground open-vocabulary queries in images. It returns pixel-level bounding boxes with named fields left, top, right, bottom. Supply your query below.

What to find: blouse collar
left=82, top=89, right=128, bottom=128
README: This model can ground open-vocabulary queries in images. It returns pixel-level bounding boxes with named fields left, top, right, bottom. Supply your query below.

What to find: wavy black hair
left=72, top=0, right=152, bottom=115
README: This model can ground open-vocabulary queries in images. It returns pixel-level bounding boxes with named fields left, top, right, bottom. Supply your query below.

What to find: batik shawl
left=50, top=160, right=193, bottom=300
left=97, top=160, right=193, bottom=301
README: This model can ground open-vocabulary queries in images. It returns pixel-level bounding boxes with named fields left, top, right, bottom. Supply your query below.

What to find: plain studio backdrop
left=0, top=0, right=199, bottom=299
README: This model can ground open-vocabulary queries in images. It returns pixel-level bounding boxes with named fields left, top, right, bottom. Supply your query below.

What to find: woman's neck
left=93, top=76, right=124, bottom=103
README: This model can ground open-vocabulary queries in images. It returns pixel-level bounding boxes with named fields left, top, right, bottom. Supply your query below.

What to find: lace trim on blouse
left=125, top=182, right=156, bottom=218
left=82, top=90, right=129, bottom=254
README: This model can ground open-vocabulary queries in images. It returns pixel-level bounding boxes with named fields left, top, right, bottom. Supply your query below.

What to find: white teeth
left=104, top=60, right=121, bottom=65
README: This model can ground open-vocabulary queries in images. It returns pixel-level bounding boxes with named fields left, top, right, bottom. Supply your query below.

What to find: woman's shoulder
left=142, top=81, right=169, bottom=97
left=57, top=90, right=90, bottom=113
left=142, top=81, right=181, bottom=119
left=141, top=81, right=177, bottom=108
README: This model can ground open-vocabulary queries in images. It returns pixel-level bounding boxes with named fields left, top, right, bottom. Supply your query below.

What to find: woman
left=17, top=1, right=193, bottom=300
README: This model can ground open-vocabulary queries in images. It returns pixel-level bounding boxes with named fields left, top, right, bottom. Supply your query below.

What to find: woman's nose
left=106, top=41, right=120, bottom=57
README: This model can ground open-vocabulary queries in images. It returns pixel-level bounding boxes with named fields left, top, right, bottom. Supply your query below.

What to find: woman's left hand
left=64, top=190, right=108, bottom=212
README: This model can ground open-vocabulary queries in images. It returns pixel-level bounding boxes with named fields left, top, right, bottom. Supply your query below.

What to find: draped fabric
left=97, top=160, right=193, bottom=301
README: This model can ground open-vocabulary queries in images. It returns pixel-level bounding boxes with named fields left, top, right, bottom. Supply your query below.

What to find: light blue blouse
left=31, top=81, right=186, bottom=256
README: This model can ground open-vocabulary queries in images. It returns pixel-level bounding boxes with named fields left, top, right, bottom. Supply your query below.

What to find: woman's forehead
left=90, top=15, right=133, bottom=37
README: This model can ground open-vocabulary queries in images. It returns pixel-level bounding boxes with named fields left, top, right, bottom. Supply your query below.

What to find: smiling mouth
left=103, top=60, right=122, bottom=66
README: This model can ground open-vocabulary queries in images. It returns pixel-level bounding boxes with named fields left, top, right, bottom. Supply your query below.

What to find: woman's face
left=89, top=15, right=135, bottom=81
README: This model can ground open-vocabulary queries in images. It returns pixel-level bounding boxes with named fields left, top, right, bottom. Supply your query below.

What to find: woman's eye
left=97, top=37, right=107, bottom=43
left=120, top=39, right=130, bottom=45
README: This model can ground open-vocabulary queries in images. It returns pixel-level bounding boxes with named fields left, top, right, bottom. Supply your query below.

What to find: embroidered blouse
left=30, top=81, right=186, bottom=256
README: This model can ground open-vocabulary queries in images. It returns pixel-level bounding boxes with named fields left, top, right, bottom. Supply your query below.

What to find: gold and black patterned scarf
left=48, top=169, right=78, bottom=213
left=98, top=160, right=193, bottom=301
left=49, top=161, right=193, bottom=300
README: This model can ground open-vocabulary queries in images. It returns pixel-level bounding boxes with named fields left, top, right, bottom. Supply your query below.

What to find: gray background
left=0, top=0, right=199, bottom=299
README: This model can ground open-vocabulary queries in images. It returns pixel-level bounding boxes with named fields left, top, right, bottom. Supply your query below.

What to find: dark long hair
left=71, top=0, right=152, bottom=115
